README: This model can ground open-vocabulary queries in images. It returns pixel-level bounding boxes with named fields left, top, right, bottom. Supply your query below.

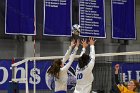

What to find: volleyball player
left=47, top=39, right=80, bottom=93
left=74, top=37, right=96, bottom=93
left=114, top=64, right=139, bottom=93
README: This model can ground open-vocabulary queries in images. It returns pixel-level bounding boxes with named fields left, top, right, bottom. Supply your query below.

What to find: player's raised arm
left=89, top=37, right=95, bottom=59
left=88, top=37, right=96, bottom=69
left=114, top=64, right=120, bottom=85
left=62, top=39, right=80, bottom=71
left=80, top=39, right=88, bottom=56
left=62, top=39, right=75, bottom=64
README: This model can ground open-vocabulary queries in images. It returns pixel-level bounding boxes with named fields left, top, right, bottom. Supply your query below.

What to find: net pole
left=33, top=41, right=36, bottom=93
left=12, top=57, right=16, bottom=81
left=26, top=61, right=29, bottom=93
left=33, top=16, right=36, bottom=93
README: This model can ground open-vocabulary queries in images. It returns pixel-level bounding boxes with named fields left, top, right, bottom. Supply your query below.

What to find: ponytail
left=47, top=59, right=62, bottom=79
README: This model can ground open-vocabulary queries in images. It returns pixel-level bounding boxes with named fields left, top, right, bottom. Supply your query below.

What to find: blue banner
left=112, top=62, right=140, bottom=83
left=0, top=60, right=77, bottom=90
left=5, top=0, right=36, bottom=35
left=79, top=0, right=106, bottom=38
left=44, top=0, right=72, bottom=36
left=111, top=0, right=136, bottom=39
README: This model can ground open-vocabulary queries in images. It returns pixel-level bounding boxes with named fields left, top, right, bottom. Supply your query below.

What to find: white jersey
left=55, top=46, right=78, bottom=92
left=74, top=45, right=95, bottom=93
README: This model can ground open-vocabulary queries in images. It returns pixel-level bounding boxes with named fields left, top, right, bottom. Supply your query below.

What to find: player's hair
left=131, top=80, right=139, bottom=91
left=78, top=53, right=90, bottom=69
left=47, top=59, right=62, bottom=79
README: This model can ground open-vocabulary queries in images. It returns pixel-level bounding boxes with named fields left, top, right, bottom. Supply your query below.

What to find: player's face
left=127, top=80, right=136, bottom=91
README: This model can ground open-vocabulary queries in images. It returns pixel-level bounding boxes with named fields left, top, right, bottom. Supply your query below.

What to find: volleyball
left=72, top=24, right=80, bottom=36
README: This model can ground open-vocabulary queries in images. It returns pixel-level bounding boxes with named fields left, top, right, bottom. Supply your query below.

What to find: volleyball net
left=11, top=51, right=140, bottom=93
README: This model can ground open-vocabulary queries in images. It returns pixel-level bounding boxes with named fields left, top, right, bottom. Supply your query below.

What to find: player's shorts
left=55, top=91, right=66, bottom=93
left=74, top=84, right=92, bottom=93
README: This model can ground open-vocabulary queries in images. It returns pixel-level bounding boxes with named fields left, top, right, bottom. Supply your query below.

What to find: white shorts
left=74, top=84, right=92, bottom=93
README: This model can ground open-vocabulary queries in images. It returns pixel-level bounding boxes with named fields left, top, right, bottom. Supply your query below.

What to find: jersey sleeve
left=80, top=48, right=86, bottom=57
left=61, top=46, right=72, bottom=64
left=62, top=47, right=78, bottom=71
left=87, top=45, right=95, bottom=70
left=117, top=84, right=128, bottom=92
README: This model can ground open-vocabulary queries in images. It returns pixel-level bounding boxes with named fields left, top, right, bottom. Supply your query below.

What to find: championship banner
left=44, top=0, right=72, bottom=36
left=0, top=60, right=77, bottom=90
left=112, top=62, right=140, bottom=83
left=5, top=0, right=36, bottom=35
left=111, top=0, right=136, bottom=39
left=79, top=0, right=106, bottom=38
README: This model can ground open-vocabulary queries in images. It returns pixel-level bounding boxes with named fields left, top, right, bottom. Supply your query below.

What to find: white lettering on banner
left=45, top=70, right=53, bottom=90
left=122, top=73, right=127, bottom=82
left=15, top=67, right=26, bottom=83
left=128, top=71, right=132, bottom=81
left=29, top=68, right=41, bottom=84
left=119, top=71, right=140, bottom=82
left=0, top=67, right=8, bottom=84
left=45, top=0, right=67, bottom=7
left=136, top=71, right=140, bottom=82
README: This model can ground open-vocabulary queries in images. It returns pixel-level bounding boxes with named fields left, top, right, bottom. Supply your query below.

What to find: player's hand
left=76, top=39, right=80, bottom=47
left=115, top=64, right=120, bottom=74
left=115, top=64, right=120, bottom=71
left=81, top=39, right=88, bottom=48
left=89, top=37, right=96, bottom=45
left=70, top=39, right=75, bottom=47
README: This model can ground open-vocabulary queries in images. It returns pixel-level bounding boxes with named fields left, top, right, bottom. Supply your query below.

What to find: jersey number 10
left=77, top=73, right=83, bottom=80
